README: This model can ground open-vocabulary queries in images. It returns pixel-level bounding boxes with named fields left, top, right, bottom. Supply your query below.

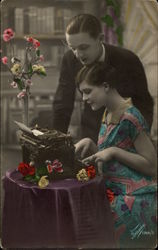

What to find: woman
left=75, top=62, right=157, bottom=248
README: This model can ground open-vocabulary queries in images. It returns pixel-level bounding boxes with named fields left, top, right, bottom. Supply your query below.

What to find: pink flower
left=25, top=36, right=34, bottom=43
left=4, top=28, right=14, bottom=37
left=25, top=79, right=33, bottom=87
left=1, top=56, right=8, bottom=64
left=17, top=90, right=26, bottom=99
left=10, top=81, right=18, bottom=88
left=3, top=28, right=14, bottom=41
left=46, top=159, right=63, bottom=173
left=3, top=34, right=11, bottom=42
left=33, top=39, right=40, bottom=48
left=39, top=55, right=44, bottom=61
left=52, top=159, right=63, bottom=173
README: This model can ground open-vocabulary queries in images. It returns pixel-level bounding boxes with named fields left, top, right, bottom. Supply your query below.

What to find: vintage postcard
left=0, top=0, right=157, bottom=249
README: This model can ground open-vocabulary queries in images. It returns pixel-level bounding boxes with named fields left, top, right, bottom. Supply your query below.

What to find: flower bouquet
left=1, top=28, right=46, bottom=126
left=18, top=159, right=64, bottom=188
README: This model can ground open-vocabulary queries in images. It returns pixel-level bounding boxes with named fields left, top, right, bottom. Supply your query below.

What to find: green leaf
left=14, top=78, right=24, bottom=90
left=36, top=166, right=48, bottom=176
left=114, top=6, right=120, bottom=17
left=101, top=15, right=114, bottom=27
left=28, top=63, right=33, bottom=74
left=36, top=49, right=40, bottom=57
left=115, top=26, right=123, bottom=46
left=118, top=35, right=123, bottom=46
left=106, top=0, right=115, bottom=7
left=24, top=175, right=35, bottom=181
left=37, top=71, right=47, bottom=76
left=116, top=25, right=123, bottom=36
left=35, top=175, right=40, bottom=181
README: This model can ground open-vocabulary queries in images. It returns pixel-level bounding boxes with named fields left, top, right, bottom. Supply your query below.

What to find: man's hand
left=75, top=138, right=97, bottom=159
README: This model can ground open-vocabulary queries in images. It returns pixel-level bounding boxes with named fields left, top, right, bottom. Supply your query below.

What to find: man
left=52, top=14, right=153, bottom=143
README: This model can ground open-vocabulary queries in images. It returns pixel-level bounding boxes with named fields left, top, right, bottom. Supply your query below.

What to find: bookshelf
left=1, top=0, right=103, bottom=146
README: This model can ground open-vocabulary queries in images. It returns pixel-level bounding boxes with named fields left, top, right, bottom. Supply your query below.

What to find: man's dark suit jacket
left=52, top=44, right=153, bottom=143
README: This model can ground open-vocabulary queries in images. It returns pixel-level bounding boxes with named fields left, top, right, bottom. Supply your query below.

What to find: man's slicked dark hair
left=66, top=14, right=102, bottom=39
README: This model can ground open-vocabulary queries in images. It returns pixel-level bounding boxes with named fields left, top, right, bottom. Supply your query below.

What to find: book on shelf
left=14, top=8, right=24, bottom=34
left=44, top=7, right=55, bottom=34
left=54, top=7, right=64, bottom=34
left=27, top=6, right=55, bottom=35
left=50, top=45, right=67, bottom=67
left=23, top=8, right=30, bottom=34
left=13, top=6, right=79, bottom=35
left=28, top=6, right=37, bottom=34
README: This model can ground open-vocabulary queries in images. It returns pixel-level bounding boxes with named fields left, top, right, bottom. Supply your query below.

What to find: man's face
left=65, top=32, right=103, bottom=65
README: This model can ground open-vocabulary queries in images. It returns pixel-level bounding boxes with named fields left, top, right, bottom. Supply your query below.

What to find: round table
left=2, top=169, right=116, bottom=248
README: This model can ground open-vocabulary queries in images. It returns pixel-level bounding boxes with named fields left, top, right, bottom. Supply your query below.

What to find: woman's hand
left=82, top=147, right=115, bottom=165
left=82, top=147, right=115, bottom=175
left=74, top=138, right=98, bottom=159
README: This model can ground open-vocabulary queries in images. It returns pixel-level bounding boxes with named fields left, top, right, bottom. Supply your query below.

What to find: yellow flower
left=38, top=175, right=49, bottom=188
left=32, top=65, right=39, bottom=72
left=11, top=63, right=22, bottom=75
left=76, top=169, right=89, bottom=181
left=32, top=64, right=46, bottom=74
left=38, top=65, right=46, bottom=73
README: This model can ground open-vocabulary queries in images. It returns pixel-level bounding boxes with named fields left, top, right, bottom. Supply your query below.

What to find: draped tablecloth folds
left=2, top=169, right=116, bottom=248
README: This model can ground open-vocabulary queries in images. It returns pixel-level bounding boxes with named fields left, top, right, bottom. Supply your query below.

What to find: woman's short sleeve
left=120, top=107, right=150, bottom=142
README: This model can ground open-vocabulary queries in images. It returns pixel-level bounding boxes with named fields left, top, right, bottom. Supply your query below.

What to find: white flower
left=25, top=79, right=33, bottom=87
left=10, top=81, right=18, bottom=88
left=17, top=89, right=26, bottom=99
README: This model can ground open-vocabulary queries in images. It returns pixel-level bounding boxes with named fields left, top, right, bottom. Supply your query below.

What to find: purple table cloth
left=2, top=169, right=116, bottom=248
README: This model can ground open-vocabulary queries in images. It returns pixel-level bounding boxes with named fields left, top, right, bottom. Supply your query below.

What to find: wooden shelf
left=14, top=34, right=65, bottom=40
left=2, top=0, right=84, bottom=8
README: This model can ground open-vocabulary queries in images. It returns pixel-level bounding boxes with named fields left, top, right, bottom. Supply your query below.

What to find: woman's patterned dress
left=98, top=104, right=157, bottom=248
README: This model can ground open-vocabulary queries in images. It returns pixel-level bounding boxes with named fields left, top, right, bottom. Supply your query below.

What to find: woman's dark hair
left=76, top=62, right=117, bottom=89
left=66, top=14, right=102, bottom=39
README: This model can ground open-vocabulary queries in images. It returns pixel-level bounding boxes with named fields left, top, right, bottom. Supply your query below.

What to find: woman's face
left=79, top=80, right=107, bottom=111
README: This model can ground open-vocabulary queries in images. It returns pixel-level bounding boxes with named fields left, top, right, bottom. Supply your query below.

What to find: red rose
left=106, top=188, right=115, bottom=203
left=27, top=37, right=34, bottom=43
left=86, top=165, right=96, bottom=179
left=28, top=166, right=36, bottom=175
left=33, top=39, right=40, bottom=48
left=18, top=162, right=35, bottom=176
left=47, top=164, right=53, bottom=173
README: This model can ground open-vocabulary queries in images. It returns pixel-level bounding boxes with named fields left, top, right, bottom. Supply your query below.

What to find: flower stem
left=22, top=90, right=29, bottom=126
